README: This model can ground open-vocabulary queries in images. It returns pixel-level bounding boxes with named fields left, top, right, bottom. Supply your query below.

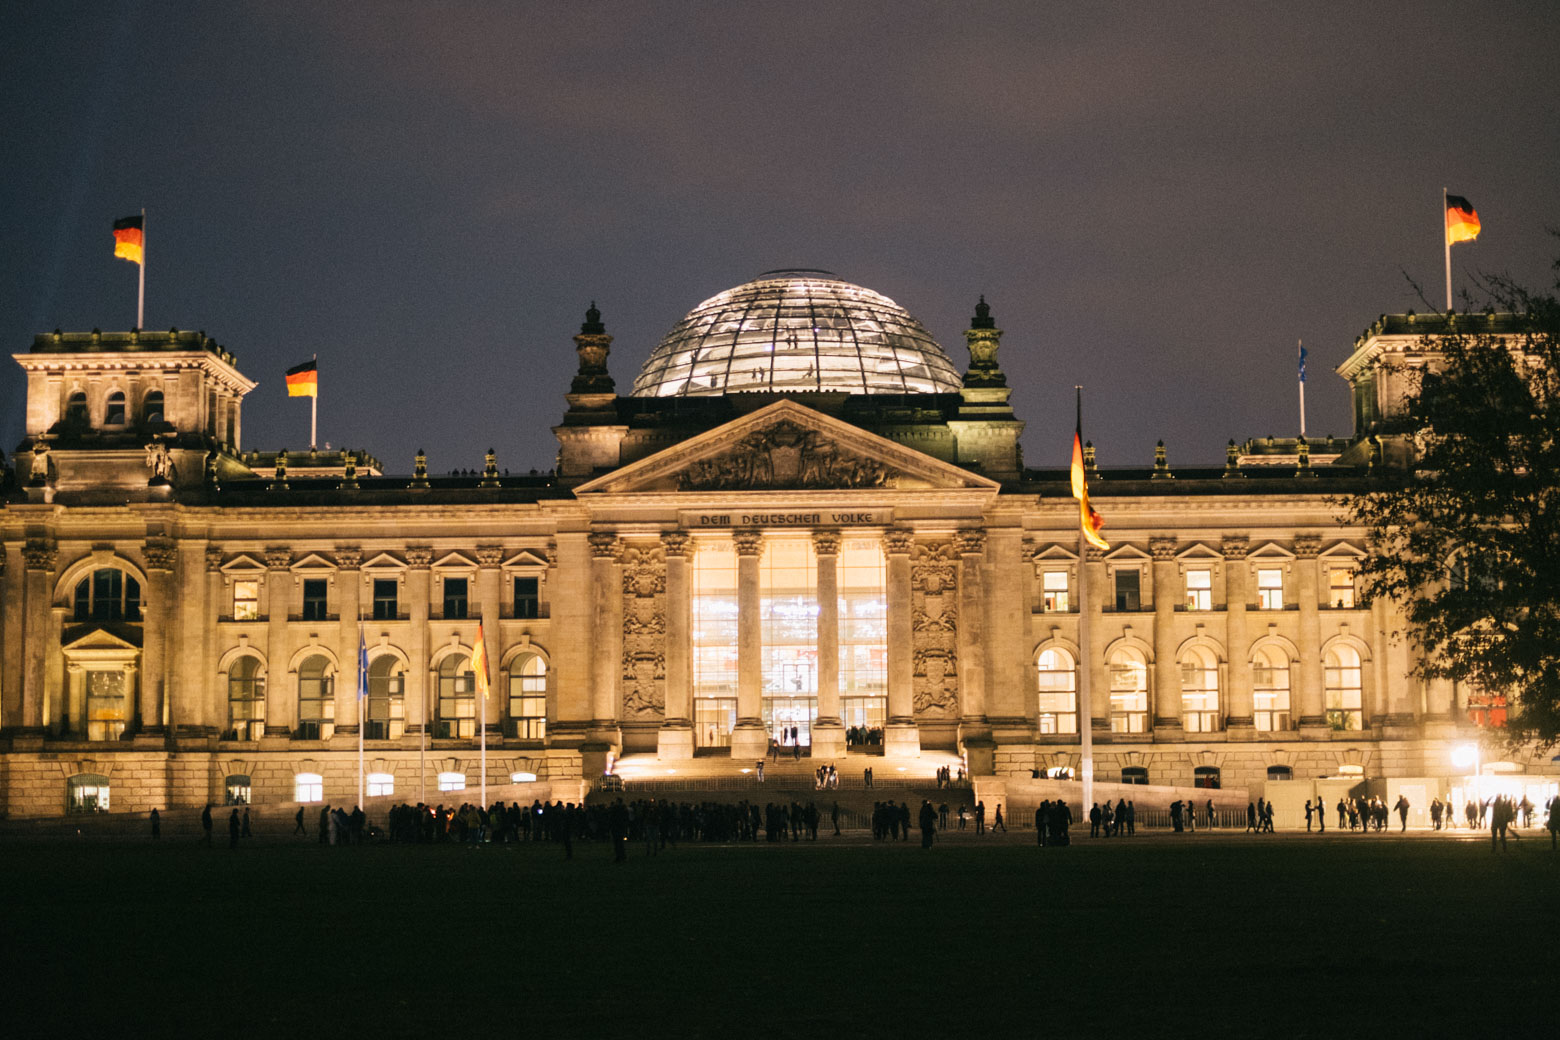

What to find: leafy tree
left=1343, top=256, right=1560, bottom=747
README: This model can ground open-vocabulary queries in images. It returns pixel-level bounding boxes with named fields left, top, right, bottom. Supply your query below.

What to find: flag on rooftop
left=285, top=359, right=318, bottom=397
left=1070, top=417, right=1109, bottom=552
left=1445, top=194, right=1480, bottom=245
left=112, top=216, right=144, bottom=265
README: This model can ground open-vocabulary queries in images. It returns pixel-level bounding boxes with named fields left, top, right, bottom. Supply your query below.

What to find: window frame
left=294, top=772, right=323, bottom=803
left=371, top=578, right=399, bottom=621
left=1035, top=647, right=1078, bottom=734
left=442, top=576, right=469, bottom=620
left=1183, top=568, right=1213, bottom=611
left=512, top=575, right=540, bottom=619
left=1256, top=568, right=1284, bottom=610
left=301, top=578, right=330, bottom=622
left=1040, top=570, right=1070, bottom=613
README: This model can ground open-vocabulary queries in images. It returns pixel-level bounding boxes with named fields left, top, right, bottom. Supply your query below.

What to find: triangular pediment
left=62, top=628, right=140, bottom=653
left=1031, top=543, right=1079, bottom=562
left=220, top=553, right=267, bottom=574
left=289, top=552, right=337, bottom=572
left=1319, top=541, right=1366, bottom=560
left=575, top=400, right=1001, bottom=495
left=1248, top=541, right=1296, bottom=560
left=432, top=550, right=478, bottom=571
left=1105, top=544, right=1152, bottom=561
left=361, top=552, right=407, bottom=572
left=502, top=549, right=551, bottom=569
left=1176, top=542, right=1223, bottom=561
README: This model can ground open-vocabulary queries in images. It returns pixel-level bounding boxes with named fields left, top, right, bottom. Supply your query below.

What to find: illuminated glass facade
left=631, top=270, right=963, bottom=397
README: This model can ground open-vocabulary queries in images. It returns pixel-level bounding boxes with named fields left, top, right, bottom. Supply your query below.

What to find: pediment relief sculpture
left=677, top=421, right=895, bottom=491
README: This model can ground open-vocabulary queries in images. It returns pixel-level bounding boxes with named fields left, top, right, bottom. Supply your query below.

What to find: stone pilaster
left=1222, top=536, right=1254, bottom=736
left=140, top=538, right=176, bottom=736
left=476, top=545, right=504, bottom=734
left=588, top=532, right=623, bottom=750
left=21, top=541, right=57, bottom=735
left=1149, top=537, right=1182, bottom=738
left=335, top=547, right=363, bottom=739
left=170, top=540, right=211, bottom=739
left=263, top=548, right=292, bottom=736
left=1084, top=545, right=1109, bottom=738
left=658, top=533, right=694, bottom=759
left=730, top=530, right=767, bottom=762
left=1294, top=536, right=1328, bottom=738
left=1, top=542, right=22, bottom=734
left=405, top=546, right=432, bottom=740
left=811, top=530, right=844, bottom=760
left=884, top=529, right=919, bottom=756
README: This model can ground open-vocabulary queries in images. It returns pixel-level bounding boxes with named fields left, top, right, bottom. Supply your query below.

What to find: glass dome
left=631, top=270, right=963, bottom=397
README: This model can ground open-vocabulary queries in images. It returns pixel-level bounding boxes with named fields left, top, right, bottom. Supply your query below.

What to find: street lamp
left=1452, top=742, right=1482, bottom=811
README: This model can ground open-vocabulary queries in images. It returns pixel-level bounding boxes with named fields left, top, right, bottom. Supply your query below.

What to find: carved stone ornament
left=884, top=530, right=915, bottom=556
left=1084, top=546, right=1107, bottom=563
left=475, top=546, right=504, bottom=568
left=1293, top=535, right=1321, bottom=559
left=1149, top=537, right=1178, bottom=561
left=206, top=546, right=226, bottom=572
left=1221, top=536, right=1250, bottom=561
left=619, top=544, right=667, bottom=720
left=144, top=442, right=173, bottom=481
left=588, top=532, right=621, bottom=560
left=812, top=529, right=841, bottom=557
left=264, top=548, right=291, bottom=571
left=335, top=547, right=363, bottom=570
left=733, top=530, right=764, bottom=557
left=912, top=540, right=958, bottom=596
left=677, top=420, right=894, bottom=491
left=660, top=532, right=692, bottom=558
left=143, top=539, right=177, bottom=572
left=954, top=529, right=986, bottom=556
left=404, top=546, right=433, bottom=569
left=23, top=540, right=56, bottom=571
left=911, top=538, right=959, bottom=718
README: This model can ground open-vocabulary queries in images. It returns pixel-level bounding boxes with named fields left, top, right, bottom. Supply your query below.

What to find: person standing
left=831, top=801, right=840, bottom=836
left=993, top=804, right=1006, bottom=833
left=293, top=805, right=306, bottom=835
left=975, top=801, right=986, bottom=835
left=1246, top=801, right=1257, bottom=833
left=919, top=800, right=937, bottom=848
left=149, top=807, right=161, bottom=840
left=200, top=804, right=213, bottom=846
left=1035, top=803, right=1047, bottom=846
left=756, top=760, right=765, bottom=782
left=228, top=808, right=241, bottom=849
left=241, top=808, right=252, bottom=838
left=1395, top=794, right=1410, bottom=832
left=1089, top=802, right=1101, bottom=838
left=1304, top=800, right=1314, bottom=832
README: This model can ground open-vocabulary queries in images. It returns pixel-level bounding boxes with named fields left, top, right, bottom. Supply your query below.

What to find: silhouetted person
left=293, top=806, right=306, bottom=835
left=200, top=804, right=213, bottom=846
left=241, top=808, right=251, bottom=838
left=919, top=800, right=937, bottom=848
left=229, top=808, right=241, bottom=848
left=975, top=801, right=986, bottom=834
left=149, top=807, right=161, bottom=840
left=993, top=804, right=1006, bottom=833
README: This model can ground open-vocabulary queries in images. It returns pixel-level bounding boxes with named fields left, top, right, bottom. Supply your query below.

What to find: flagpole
left=1297, top=339, right=1307, bottom=439
left=310, top=352, right=318, bottom=450
left=479, top=617, right=488, bottom=808
left=357, top=616, right=365, bottom=810
left=137, top=207, right=145, bottom=330
left=1075, top=386, right=1094, bottom=815
left=1443, top=187, right=1452, bottom=312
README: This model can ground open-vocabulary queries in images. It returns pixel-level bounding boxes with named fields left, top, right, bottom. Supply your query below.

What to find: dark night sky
left=4, top=2, right=1557, bottom=475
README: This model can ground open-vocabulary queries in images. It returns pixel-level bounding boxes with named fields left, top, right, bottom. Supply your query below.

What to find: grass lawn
left=3, top=830, right=1555, bottom=1039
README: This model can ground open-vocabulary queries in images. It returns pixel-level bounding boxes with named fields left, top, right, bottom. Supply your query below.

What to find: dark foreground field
left=3, top=830, right=1555, bottom=1039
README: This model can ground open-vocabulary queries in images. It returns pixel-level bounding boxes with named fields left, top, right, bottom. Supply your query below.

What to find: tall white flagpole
left=137, top=207, right=146, bottom=330
left=1297, top=339, right=1307, bottom=439
left=310, top=353, right=318, bottom=450
left=479, top=616, right=488, bottom=808
left=1074, top=386, right=1094, bottom=815
left=1443, top=187, right=1453, bottom=312
left=357, top=616, right=365, bottom=810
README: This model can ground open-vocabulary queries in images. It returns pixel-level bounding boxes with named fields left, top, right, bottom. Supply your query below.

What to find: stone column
left=2, top=543, right=24, bottom=733
left=476, top=546, right=505, bottom=734
left=1149, top=537, right=1182, bottom=738
left=1084, top=547, right=1110, bottom=737
left=1380, top=594, right=1417, bottom=737
left=1294, top=536, right=1327, bottom=738
left=65, top=663, right=85, bottom=737
left=335, top=548, right=362, bottom=739
left=811, top=530, right=844, bottom=760
left=984, top=528, right=1028, bottom=722
left=264, top=548, right=292, bottom=735
left=20, top=542, right=56, bottom=735
left=730, top=530, right=768, bottom=761
left=204, top=546, right=225, bottom=736
left=884, top=529, right=919, bottom=756
left=1424, top=676, right=1456, bottom=738
left=140, top=539, right=176, bottom=736
left=405, top=547, right=432, bottom=740
left=658, top=533, right=695, bottom=759
left=170, top=540, right=209, bottom=738
left=957, top=530, right=995, bottom=773
left=1222, top=536, right=1254, bottom=737
left=587, top=533, right=623, bottom=748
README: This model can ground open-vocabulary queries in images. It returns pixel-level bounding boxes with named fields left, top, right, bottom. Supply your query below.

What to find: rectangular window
left=692, top=542, right=739, bottom=747
left=302, top=579, right=329, bottom=621
left=1329, top=568, right=1356, bottom=609
left=1041, top=570, right=1070, bottom=613
left=839, top=539, right=887, bottom=747
left=1257, top=568, right=1284, bottom=610
left=367, top=773, right=394, bottom=798
left=513, top=576, right=540, bottom=619
left=443, top=577, right=468, bottom=619
left=1184, top=569, right=1212, bottom=611
left=508, top=657, right=547, bottom=740
left=233, top=579, right=260, bottom=621
left=372, top=579, right=398, bottom=620
left=85, top=670, right=129, bottom=741
left=1114, top=569, right=1141, bottom=612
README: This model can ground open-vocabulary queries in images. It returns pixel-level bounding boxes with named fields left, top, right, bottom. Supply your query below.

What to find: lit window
left=1193, top=766, right=1221, bottom=789
left=513, top=576, right=540, bottom=619
left=1257, top=568, right=1284, bottom=610
left=1266, top=765, right=1293, bottom=781
left=511, top=771, right=538, bottom=783
left=294, top=773, right=323, bottom=802
left=1252, top=645, right=1291, bottom=731
left=436, top=653, right=476, bottom=739
left=227, top=656, right=266, bottom=740
left=1113, top=569, right=1141, bottom=611
left=372, top=579, right=398, bottom=620
left=296, top=655, right=335, bottom=740
left=104, top=390, right=126, bottom=425
left=74, top=568, right=141, bottom=622
left=1329, top=568, right=1356, bottom=609
left=1180, top=646, right=1221, bottom=732
left=365, top=656, right=405, bottom=740
left=1184, top=569, right=1212, bottom=611
left=225, top=774, right=252, bottom=805
left=68, top=774, right=111, bottom=813
left=1121, top=766, right=1149, bottom=785
left=233, top=579, right=260, bottom=621
left=367, top=772, right=395, bottom=798
left=1036, top=648, right=1077, bottom=734
left=838, top=539, right=887, bottom=746
left=1324, top=645, right=1363, bottom=730
left=508, top=654, right=547, bottom=740
left=443, top=577, right=469, bottom=619
left=85, top=669, right=129, bottom=741
left=1108, top=647, right=1149, bottom=733
left=1045, top=766, right=1074, bottom=780
left=302, top=579, right=329, bottom=621
left=438, top=771, right=466, bottom=793
left=1041, top=570, right=1069, bottom=612
left=759, top=538, right=818, bottom=746
left=142, top=390, right=164, bottom=424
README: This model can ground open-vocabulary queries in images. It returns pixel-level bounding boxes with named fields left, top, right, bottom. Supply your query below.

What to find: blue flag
left=357, top=626, right=368, bottom=700
left=1298, top=343, right=1307, bottom=384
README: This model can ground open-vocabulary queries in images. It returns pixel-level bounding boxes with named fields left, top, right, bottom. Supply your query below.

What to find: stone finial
left=1083, top=440, right=1097, bottom=477
left=572, top=302, right=615, bottom=395
left=410, top=449, right=430, bottom=489
left=270, top=449, right=289, bottom=492
left=971, top=295, right=995, bottom=330
left=581, top=301, right=604, bottom=335
left=961, top=295, right=1005, bottom=389
left=1223, top=439, right=1244, bottom=479
left=341, top=452, right=359, bottom=490
left=480, top=449, right=501, bottom=488
left=1295, top=437, right=1316, bottom=478
left=1152, top=440, right=1172, bottom=479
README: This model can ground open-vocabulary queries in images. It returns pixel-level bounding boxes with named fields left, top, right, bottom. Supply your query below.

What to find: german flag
left=285, top=359, right=318, bottom=397
left=1071, top=428, right=1109, bottom=551
left=112, top=215, right=144, bottom=265
left=1446, top=194, right=1480, bottom=245
left=471, top=621, right=491, bottom=701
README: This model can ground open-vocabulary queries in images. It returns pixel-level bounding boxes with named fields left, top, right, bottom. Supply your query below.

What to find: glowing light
left=1450, top=744, right=1478, bottom=770
left=510, top=771, right=537, bottom=783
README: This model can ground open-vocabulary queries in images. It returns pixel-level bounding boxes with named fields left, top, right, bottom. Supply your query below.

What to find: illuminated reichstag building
left=3, top=270, right=1556, bottom=821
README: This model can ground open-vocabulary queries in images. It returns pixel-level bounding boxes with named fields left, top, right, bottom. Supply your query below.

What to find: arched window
left=1120, top=766, right=1149, bottom=785
left=67, top=774, right=111, bottom=813
left=1180, top=645, right=1221, bottom=733
left=65, top=391, right=88, bottom=426
left=1036, top=648, right=1078, bottom=734
left=436, top=653, right=475, bottom=739
left=228, top=656, right=266, bottom=740
left=507, top=653, right=547, bottom=740
left=1252, top=645, right=1291, bottom=731
left=511, top=771, right=538, bottom=783
left=366, top=655, right=405, bottom=740
left=367, top=772, right=395, bottom=797
left=294, top=772, right=323, bottom=803
left=438, top=771, right=466, bottom=792
left=104, top=390, right=126, bottom=425
left=1266, top=765, right=1294, bottom=781
left=1108, top=647, right=1148, bottom=733
left=225, top=774, right=252, bottom=805
left=296, top=655, right=335, bottom=740
left=1193, top=765, right=1221, bottom=789
left=142, top=390, right=165, bottom=424
left=1324, top=646, right=1363, bottom=730
left=73, top=568, right=141, bottom=622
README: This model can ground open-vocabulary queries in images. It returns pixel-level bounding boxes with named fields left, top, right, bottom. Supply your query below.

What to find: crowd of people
left=1086, top=798, right=1139, bottom=837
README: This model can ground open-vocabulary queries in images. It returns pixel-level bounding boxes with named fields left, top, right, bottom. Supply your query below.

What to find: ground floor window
left=1267, top=765, right=1293, bottom=781
left=1193, top=766, right=1221, bottom=789
left=695, top=698, right=735, bottom=748
left=367, top=772, right=394, bottom=798
left=67, top=774, right=110, bottom=813
left=225, top=774, right=252, bottom=805
left=294, top=772, right=323, bottom=803
left=842, top=696, right=885, bottom=747
left=438, top=771, right=466, bottom=793
left=763, top=696, right=817, bottom=747
left=1121, top=766, right=1149, bottom=785
left=511, top=771, right=537, bottom=783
